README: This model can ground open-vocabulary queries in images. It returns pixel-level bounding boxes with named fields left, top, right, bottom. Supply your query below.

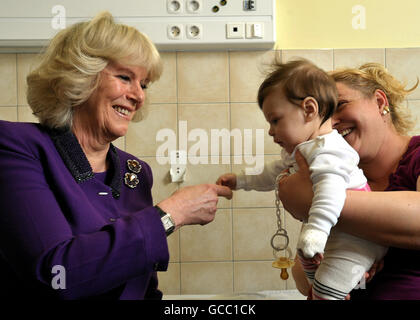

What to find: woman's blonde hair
left=27, top=11, right=162, bottom=129
left=330, top=63, right=417, bottom=135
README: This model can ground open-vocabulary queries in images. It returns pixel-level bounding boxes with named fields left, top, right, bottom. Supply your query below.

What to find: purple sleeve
left=0, top=133, right=169, bottom=299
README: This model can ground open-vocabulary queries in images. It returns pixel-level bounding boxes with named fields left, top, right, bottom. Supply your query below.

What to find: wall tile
left=177, top=52, right=229, bottom=103
left=147, top=52, right=177, bottom=104
left=178, top=103, right=230, bottom=157
left=158, top=262, right=180, bottom=295
left=0, top=107, right=17, bottom=121
left=144, top=156, right=179, bottom=204
left=282, top=49, right=334, bottom=71
left=17, top=105, right=38, bottom=123
left=284, top=212, right=302, bottom=290
left=17, top=53, right=39, bottom=106
left=229, top=50, right=277, bottom=103
left=284, top=211, right=303, bottom=259
left=334, top=49, right=385, bottom=69
left=0, top=54, right=17, bottom=106
left=233, top=208, right=278, bottom=261
left=230, top=103, right=280, bottom=155
left=181, top=156, right=231, bottom=208
left=180, top=262, right=233, bottom=294
left=232, top=188, right=275, bottom=209
left=167, top=230, right=180, bottom=263
left=386, top=48, right=420, bottom=99
left=234, top=261, right=286, bottom=293
left=180, top=209, right=232, bottom=262
left=231, top=154, right=279, bottom=208
left=112, top=136, right=125, bottom=151
left=126, top=104, right=177, bottom=157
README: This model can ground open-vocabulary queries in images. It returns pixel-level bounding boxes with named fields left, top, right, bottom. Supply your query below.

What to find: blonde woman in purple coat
left=0, top=12, right=231, bottom=300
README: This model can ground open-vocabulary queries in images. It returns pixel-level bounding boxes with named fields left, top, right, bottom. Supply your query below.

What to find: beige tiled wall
left=2, top=48, right=420, bottom=295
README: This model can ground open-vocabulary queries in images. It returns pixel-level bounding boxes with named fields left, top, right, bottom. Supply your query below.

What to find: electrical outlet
left=170, top=150, right=187, bottom=165
left=186, top=24, right=202, bottom=39
left=243, top=0, right=256, bottom=11
left=167, top=24, right=183, bottom=39
left=226, top=23, right=245, bottom=39
left=186, top=0, right=202, bottom=13
left=167, top=0, right=183, bottom=14
left=170, top=166, right=187, bottom=182
left=169, top=150, right=187, bottom=183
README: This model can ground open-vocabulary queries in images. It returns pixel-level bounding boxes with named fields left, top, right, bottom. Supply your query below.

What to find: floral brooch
left=124, top=159, right=142, bottom=188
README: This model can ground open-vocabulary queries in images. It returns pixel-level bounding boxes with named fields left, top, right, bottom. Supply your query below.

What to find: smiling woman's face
left=73, top=62, right=149, bottom=143
left=332, top=82, right=387, bottom=163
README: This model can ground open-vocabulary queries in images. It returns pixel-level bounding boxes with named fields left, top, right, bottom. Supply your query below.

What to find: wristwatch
left=155, top=205, right=176, bottom=236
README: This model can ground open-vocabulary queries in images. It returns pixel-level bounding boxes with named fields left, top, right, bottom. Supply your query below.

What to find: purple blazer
left=0, top=120, right=169, bottom=300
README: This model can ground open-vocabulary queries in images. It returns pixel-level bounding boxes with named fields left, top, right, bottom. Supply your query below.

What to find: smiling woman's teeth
left=340, top=128, right=352, bottom=137
left=113, top=106, right=130, bottom=116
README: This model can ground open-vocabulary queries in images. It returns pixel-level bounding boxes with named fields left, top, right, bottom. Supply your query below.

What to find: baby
left=217, top=59, right=387, bottom=300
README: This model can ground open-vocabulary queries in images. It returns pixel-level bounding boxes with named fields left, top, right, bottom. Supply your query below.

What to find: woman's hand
left=216, top=173, right=237, bottom=190
left=157, top=184, right=232, bottom=230
left=364, top=259, right=384, bottom=283
left=277, top=151, right=313, bottom=222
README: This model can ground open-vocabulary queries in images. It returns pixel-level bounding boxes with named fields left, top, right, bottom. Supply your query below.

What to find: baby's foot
left=297, top=227, right=328, bottom=259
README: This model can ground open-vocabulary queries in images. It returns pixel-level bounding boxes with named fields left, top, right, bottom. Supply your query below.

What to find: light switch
left=253, top=23, right=263, bottom=37
left=246, top=22, right=264, bottom=38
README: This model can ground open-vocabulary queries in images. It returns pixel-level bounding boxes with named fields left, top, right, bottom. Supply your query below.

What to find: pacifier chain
left=271, top=173, right=295, bottom=280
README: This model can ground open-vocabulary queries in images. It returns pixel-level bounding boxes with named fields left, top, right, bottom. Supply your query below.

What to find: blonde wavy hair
left=27, top=11, right=162, bottom=129
left=330, top=63, right=418, bottom=135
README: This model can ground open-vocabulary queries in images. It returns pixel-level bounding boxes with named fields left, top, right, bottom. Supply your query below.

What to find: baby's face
left=262, top=89, right=313, bottom=153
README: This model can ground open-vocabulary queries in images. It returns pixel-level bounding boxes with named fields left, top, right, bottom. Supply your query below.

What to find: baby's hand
left=297, top=226, right=328, bottom=259
left=216, top=173, right=237, bottom=190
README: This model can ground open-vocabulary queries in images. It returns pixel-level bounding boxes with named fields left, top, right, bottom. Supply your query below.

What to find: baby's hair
left=330, top=63, right=418, bottom=135
left=258, top=57, right=338, bottom=125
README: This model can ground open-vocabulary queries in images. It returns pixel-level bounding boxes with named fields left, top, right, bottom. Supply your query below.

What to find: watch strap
left=155, top=205, right=167, bottom=218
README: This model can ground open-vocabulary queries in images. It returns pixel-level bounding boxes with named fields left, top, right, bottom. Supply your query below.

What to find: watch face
left=162, top=215, right=175, bottom=231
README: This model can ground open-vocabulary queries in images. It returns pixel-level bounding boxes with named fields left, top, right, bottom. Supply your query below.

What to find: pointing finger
left=213, top=184, right=233, bottom=200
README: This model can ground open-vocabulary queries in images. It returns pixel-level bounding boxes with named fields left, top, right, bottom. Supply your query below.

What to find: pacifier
left=272, top=246, right=295, bottom=280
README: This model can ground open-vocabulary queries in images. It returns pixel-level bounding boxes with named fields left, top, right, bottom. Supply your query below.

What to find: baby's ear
left=302, top=97, right=319, bottom=122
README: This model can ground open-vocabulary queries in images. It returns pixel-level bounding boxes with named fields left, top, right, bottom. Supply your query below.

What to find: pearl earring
left=382, top=106, right=390, bottom=115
